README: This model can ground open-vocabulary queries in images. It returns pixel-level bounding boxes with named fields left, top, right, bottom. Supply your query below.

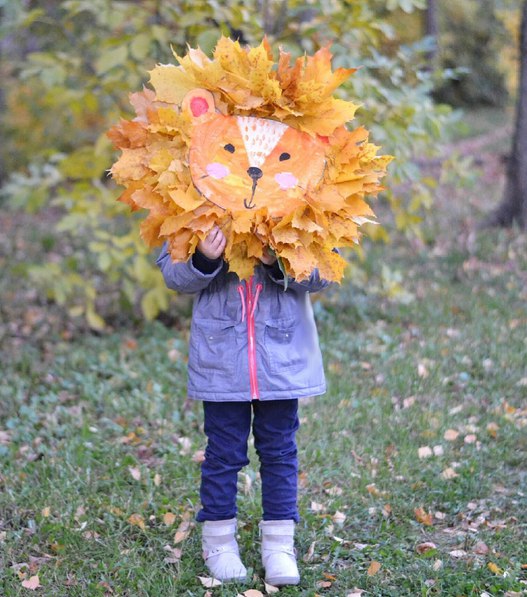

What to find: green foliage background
left=433, top=0, right=511, bottom=106
left=0, top=0, right=472, bottom=327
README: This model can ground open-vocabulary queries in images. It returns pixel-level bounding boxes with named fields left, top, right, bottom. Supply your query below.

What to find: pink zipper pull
left=251, top=283, right=263, bottom=319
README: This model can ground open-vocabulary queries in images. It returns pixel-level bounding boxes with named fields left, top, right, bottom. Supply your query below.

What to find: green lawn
left=1, top=147, right=526, bottom=595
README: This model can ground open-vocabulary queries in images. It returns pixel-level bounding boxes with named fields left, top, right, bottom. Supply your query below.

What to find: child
left=156, top=225, right=332, bottom=586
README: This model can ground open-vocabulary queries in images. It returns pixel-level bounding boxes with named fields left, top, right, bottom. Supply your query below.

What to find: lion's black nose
left=247, top=167, right=263, bottom=180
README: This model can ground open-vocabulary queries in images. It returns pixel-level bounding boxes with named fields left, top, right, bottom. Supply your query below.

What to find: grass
left=1, top=138, right=527, bottom=595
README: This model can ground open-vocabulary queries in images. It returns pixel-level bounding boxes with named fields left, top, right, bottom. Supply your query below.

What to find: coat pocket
left=264, top=317, right=303, bottom=374
left=191, top=319, right=237, bottom=376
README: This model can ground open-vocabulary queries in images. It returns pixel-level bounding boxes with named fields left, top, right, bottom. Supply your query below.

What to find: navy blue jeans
left=196, top=399, right=300, bottom=522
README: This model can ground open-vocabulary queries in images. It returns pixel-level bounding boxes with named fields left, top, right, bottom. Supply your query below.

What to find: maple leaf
left=149, top=64, right=196, bottom=104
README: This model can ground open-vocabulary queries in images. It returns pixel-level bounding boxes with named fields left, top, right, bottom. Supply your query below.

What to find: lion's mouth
left=243, top=181, right=257, bottom=209
left=244, top=167, right=262, bottom=209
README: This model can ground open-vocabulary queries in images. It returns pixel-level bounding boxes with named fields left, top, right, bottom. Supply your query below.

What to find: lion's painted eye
left=279, top=152, right=291, bottom=161
left=224, top=143, right=235, bottom=153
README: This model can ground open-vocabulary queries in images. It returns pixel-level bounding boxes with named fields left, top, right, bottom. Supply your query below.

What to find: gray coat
left=156, top=245, right=329, bottom=402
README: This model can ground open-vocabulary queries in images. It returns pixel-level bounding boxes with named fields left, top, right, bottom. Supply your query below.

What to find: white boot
left=202, top=518, right=247, bottom=582
left=259, top=520, right=300, bottom=586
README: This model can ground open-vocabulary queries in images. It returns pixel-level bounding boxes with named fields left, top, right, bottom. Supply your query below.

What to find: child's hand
left=197, top=226, right=226, bottom=260
left=260, top=247, right=277, bottom=266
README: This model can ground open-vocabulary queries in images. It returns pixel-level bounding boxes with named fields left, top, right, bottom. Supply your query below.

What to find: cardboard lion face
left=109, top=38, right=391, bottom=282
left=185, top=89, right=327, bottom=216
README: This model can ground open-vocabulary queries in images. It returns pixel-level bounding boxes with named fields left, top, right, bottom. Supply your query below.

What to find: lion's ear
left=181, top=89, right=216, bottom=120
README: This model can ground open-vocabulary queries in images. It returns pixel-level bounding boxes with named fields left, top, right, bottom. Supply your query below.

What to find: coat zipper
left=240, top=276, right=262, bottom=400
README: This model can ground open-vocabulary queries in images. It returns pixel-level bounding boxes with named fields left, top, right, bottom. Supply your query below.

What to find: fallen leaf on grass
left=41, top=507, right=51, bottom=518
left=487, top=562, right=503, bottom=575
left=128, top=513, right=145, bottom=530
left=243, top=590, right=265, bottom=597
left=449, top=549, right=467, bottom=558
left=486, top=422, right=499, bottom=438
left=97, top=580, right=113, bottom=593
left=332, top=511, right=346, bottom=525
left=403, top=396, right=416, bottom=408
left=441, top=467, right=459, bottom=480
left=192, top=449, right=205, bottom=463
left=346, top=590, right=365, bottom=597
left=416, top=542, right=437, bottom=554
left=163, top=545, right=182, bottom=564
left=264, top=581, right=280, bottom=594
left=163, top=512, right=176, bottom=526
left=310, top=501, right=326, bottom=513
left=21, top=575, right=40, bottom=590
left=316, top=580, right=332, bottom=588
left=418, top=446, right=433, bottom=459
left=178, top=437, right=192, bottom=455
left=464, top=434, right=477, bottom=444
left=414, top=507, right=433, bottom=526
left=174, top=520, right=192, bottom=544
left=367, top=561, right=381, bottom=576
left=129, top=467, right=141, bottom=481
left=303, top=540, right=316, bottom=562
left=154, top=473, right=161, bottom=486
left=473, top=541, right=489, bottom=555
left=332, top=536, right=353, bottom=545
left=324, top=485, right=343, bottom=496
left=417, top=362, right=429, bottom=378
left=198, top=576, right=222, bottom=588
left=444, top=429, right=459, bottom=441
left=366, top=483, right=381, bottom=496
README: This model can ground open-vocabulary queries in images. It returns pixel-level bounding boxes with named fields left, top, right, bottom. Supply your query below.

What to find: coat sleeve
left=156, top=243, right=223, bottom=294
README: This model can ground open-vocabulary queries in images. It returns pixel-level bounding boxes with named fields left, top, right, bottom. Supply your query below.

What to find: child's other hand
left=260, top=247, right=277, bottom=266
left=198, top=226, right=226, bottom=260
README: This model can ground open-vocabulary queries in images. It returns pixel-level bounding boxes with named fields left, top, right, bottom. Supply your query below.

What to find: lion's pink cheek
left=275, top=172, right=298, bottom=190
left=206, top=162, right=230, bottom=179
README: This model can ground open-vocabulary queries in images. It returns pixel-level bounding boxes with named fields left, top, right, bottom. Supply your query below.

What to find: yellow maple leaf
left=487, top=562, right=503, bottom=575
left=149, top=64, right=196, bottom=104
